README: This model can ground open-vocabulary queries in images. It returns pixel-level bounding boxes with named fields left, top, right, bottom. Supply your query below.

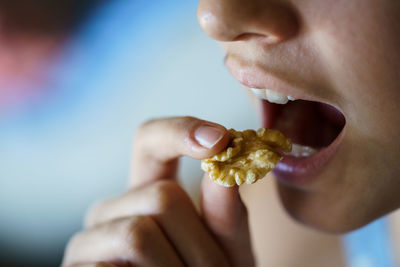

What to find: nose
left=197, top=0, right=299, bottom=44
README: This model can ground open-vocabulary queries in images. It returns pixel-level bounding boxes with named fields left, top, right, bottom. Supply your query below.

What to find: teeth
left=250, top=88, right=296, bottom=104
left=266, top=89, right=290, bottom=104
left=250, top=88, right=267, bottom=99
left=286, top=144, right=318, bottom=158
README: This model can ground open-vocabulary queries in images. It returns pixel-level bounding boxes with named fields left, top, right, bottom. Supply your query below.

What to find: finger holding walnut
left=201, top=128, right=292, bottom=187
left=63, top=117, right=255, bottom=267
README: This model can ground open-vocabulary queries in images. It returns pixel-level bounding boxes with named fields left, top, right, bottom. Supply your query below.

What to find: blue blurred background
left=0, top=1, right=257, bottom=266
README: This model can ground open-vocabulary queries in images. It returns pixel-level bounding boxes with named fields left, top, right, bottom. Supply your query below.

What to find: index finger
left=130, top=116, right=230, bottom=188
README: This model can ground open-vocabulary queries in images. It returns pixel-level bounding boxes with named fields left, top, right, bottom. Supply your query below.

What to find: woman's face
left=197, top=0, right=400, bottom=233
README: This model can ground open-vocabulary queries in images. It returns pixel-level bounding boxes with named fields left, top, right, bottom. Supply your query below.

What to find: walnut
left=201, top=128, right=291, bottom=187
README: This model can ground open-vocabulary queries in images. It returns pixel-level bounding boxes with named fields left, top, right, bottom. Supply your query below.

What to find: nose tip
left=197, top=0, right=299, bottom=44
left=197, top=7, right=239, bottom=42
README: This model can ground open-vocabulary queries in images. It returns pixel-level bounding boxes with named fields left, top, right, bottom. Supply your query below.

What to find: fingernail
left=194, top=124, right=225, bottom=149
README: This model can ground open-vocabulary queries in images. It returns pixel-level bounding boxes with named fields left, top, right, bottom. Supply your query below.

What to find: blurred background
left=0, top=1, right=258, bottom=266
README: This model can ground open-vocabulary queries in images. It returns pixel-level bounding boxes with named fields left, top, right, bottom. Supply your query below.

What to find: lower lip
left=271, top=127, right=346, bottom=187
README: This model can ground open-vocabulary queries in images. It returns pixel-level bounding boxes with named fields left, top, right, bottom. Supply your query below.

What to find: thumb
left=201, top=173, right=256, bottom=267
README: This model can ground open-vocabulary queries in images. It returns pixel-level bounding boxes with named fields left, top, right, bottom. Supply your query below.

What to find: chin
left=274, top=175, right=396, bottom=234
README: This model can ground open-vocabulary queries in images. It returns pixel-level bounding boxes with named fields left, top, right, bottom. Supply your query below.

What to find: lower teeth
left=285, top=144, right=318, bottom=157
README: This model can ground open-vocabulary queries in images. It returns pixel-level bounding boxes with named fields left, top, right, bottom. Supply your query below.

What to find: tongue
left=262, top=100, right=345, bottom=148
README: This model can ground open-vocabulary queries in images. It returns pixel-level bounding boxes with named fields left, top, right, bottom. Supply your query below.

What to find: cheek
left=309, top=0, right=400, bottom=176
left=298, top=0, right=400, bottom=155
left=308, top=0, right=400, bottom=95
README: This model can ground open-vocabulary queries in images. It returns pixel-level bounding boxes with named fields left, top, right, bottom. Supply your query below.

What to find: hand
left=62, top=117, right=255, bottom=267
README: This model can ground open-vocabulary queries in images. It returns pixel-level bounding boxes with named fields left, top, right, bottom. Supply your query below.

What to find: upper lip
left=225, top=53, right=328, bottom=104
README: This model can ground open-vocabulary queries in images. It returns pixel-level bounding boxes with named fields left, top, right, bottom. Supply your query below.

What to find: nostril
left=233, top=33, right=280, bottom=44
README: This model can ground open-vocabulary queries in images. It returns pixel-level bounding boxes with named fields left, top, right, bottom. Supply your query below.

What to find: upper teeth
left=250, top=88, right=296, bottom=104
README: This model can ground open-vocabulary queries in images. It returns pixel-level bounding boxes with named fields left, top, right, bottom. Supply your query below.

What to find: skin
left=62, top=117, right=255, bottom=266
left=198, top=0, right=400, bottom=233
left=1, top=0, right=399, bottom=265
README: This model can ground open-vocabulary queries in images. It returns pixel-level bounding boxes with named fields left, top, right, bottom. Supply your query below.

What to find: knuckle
left=150, top=180, right=188, bottom=212
left=137, top=118, right=155, bottom=132
left=84, top=200, right=106, bottom=228
left=65, top=231, right=82, bottom=251
left=62, top=232, right=84, bottom=265
left=121, top=216, right=156, bottom=255
left=136, top=116, right=199, bottom=136
left=134, top=118, right=159, bottom=142
left=84, top=197, right=118, bottom=228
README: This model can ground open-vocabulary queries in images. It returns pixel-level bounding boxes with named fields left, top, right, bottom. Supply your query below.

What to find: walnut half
left=201, top=128, right=291, bottom=187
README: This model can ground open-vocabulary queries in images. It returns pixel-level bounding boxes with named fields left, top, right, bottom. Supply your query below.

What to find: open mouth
left=252, top=88, right=346, bottom=185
